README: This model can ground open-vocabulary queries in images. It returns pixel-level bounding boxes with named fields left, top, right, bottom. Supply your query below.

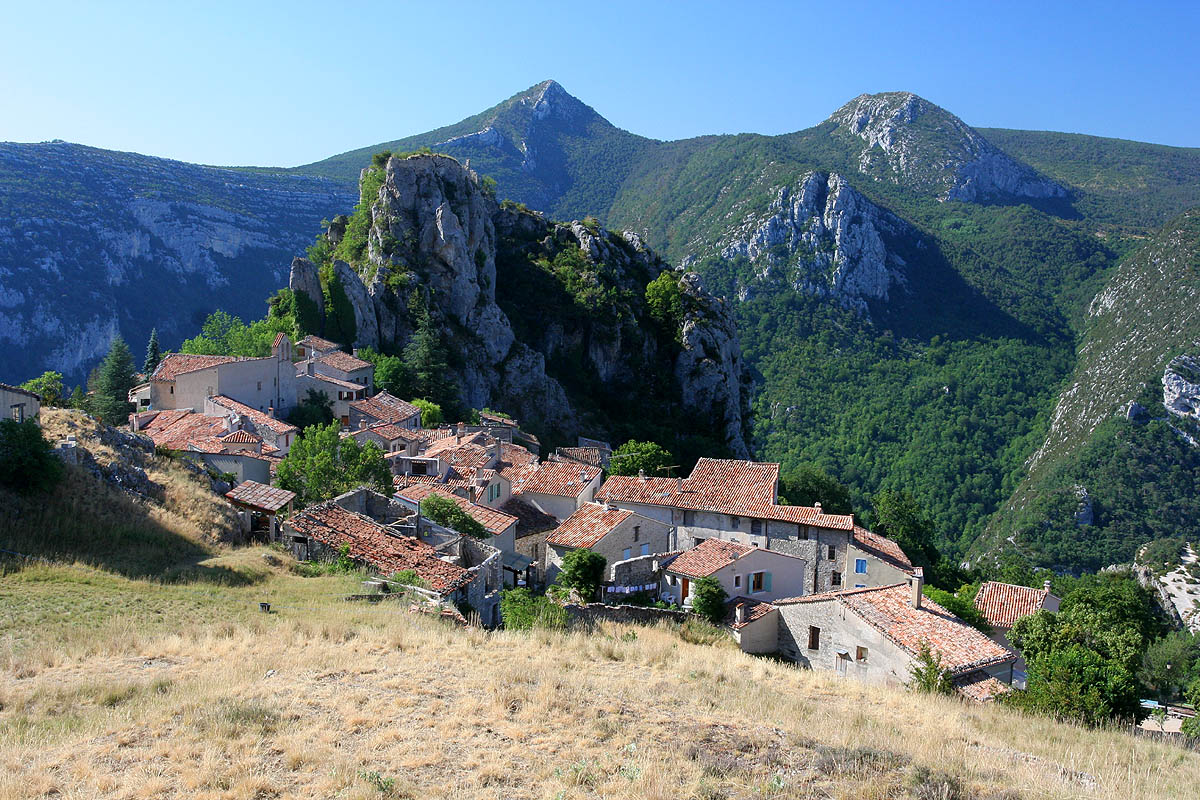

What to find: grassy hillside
left=4, top=561, right=1198, bottom=799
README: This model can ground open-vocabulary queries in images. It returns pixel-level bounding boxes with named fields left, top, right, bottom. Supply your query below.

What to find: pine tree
left=143, top=328, right=162, bottom=375
left=92, top=338, right=136, bottom=425
left=403, top=293, right=451, bottom=405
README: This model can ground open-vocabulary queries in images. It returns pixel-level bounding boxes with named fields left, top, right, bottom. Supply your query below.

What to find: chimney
left=735, top=603, right=746, bottom=624
left=307, top=361, right=315, bottom=376
left=676, top=476, right=683, bottom=492
left=638, top=469, right=646, bottom=482
left=1043, top=579, right=1052, bottom=593
left=814, top=501, right=822, bottom=513
left=910, top=567, right=924, bottom=609
left=267, top=407, right=275, bottom=419
left=359, top=419, right=367, bottom=430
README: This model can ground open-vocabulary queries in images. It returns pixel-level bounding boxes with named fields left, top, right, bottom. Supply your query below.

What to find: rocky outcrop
left=828, top=92, right=1067, bottom=202
left=1163, top=355, right=1200, bottom=422
left=288, top=257, right=325, bottom=318
left=719, top=172, right=913, bottom=311
left=311, top=153, right=750, bottom=452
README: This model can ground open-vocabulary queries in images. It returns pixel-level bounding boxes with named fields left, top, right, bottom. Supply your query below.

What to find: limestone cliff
left=293, top=154, right=750, bottom=454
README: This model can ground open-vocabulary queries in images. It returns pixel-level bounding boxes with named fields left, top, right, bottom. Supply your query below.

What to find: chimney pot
left=910, top=567, right=924, bottom=609
left=814, top=501, right=822, bottom=512
left=267, top=407, right=275, bottom=419
left=638, top=469, right=646, bottom=482
left=735, top=603, right=746, bottom=624
left=1043, top=579, right=1052, bottom=592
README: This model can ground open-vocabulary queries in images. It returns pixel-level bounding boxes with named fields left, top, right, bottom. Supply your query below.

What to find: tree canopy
left=0, top=419, right=64, bottom=495
left=420, top=495, right=486, bottom=539
left=609, top=440, right=675, bottom=478
left=691, top=576, right=728, bottom=624
left=91, top=338, right=135, bottom=425
left=19, top=371, right=64, bottom=407
left=778, top=464, right=854, bottom=515
left=555, top=549, right=606, bottom=601
left=276, top=422, right=393, bottom=503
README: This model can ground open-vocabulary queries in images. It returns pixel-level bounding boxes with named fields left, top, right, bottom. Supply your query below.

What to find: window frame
left=807, top=626, right=820, bottom=651
left=855, top=558, right=868, bottom=575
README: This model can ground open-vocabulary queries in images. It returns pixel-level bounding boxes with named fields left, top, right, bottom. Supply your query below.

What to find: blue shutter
left=763, top=572, right=772, bottom=593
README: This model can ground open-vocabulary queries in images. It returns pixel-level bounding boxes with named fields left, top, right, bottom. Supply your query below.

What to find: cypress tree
left=143, top=328, right=162, bottom=375
left=92, top=338, right=136, bottom=425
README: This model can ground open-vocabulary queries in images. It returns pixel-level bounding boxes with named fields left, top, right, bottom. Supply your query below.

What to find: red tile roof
left=302, top=372, right=365, bottom=392
left=315, top=350, right=373, bottom=373
left=272, top=332, right=288, bottom=350
left=397, top=483, right=518, bottom=535
left=953, top=670, right=1013, bottom=703
left=150, top=353, right=238, bottom=382
left=666, top=538, right=754, bottom=578
left=973, top=581, right=1052, bottom=629
left=596, top=458, right=854, bottom=530
left=725, top=597, right=777, bottom=630
left=350, top=392, right=421, bottom=426
left=225, top=480, right=295, bottom=513
left=776, top=583, right=1015, bottom=675
left=140, top=409, right=230, bottom=451
left=553, top=446, right=611, bottom=469
left=297, top=335, right=340, bottom=353
left=516, top=461, right=601, bottom=499
left=289, top=503, right=471, bottom=594
left=547, top=502, right=634, bottom=549
left=499, top=497, right=560, bottom=537
left=220, top=429, right=262, bottom=444
left=850, top=525, right=914, bottom=574
left=208, top=395, right=298, bottom=435
left=497, top=443, right=538, bottom=485
left=349, top=422, right=421, bottom=443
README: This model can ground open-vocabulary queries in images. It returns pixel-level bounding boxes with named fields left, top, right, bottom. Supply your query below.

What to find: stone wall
left=564, top=602, right=692, bottom=629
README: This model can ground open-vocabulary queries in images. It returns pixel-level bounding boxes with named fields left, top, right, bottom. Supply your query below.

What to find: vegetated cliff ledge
left=290, top=153, right=751, bottom=456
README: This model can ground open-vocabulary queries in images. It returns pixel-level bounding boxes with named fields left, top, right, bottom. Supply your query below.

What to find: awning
left=502, top=552, right=534, bottom=572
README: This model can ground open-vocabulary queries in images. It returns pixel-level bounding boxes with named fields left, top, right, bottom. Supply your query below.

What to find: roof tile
left=973, top=581, right=1052, bottom=629
left=547, top=502, right=634, bottom=549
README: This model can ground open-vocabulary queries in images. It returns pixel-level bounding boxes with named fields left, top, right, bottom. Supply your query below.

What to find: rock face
left=828, top=92, right=1068, bottom=202
left=0, top=141, right=354, bottom=384
left=719, top=172, right=913, bottom=311
left=288, top=257, right=325, bottom=318
left=1163, top=355, right=1200, bottom=422
left=313, top=154, right=750, bottom=452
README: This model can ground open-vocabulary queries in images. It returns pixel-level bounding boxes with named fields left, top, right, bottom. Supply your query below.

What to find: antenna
left=656, top=464, right=682, bottom=478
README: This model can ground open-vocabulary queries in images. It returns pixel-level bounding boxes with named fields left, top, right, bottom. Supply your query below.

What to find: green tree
left=555, top=549, right=606, bottom=601
left=19, top=371, right=64, bottom=407
left=500, top=588, right=567, bottom=631
left=411, top=399, right=443, bottom=427
left=1006, top=645, right=1143, bottom=725
left=0, top=419, right=64, bottom=494
left=420, top=494, right=486, bottom=539
left=870, top=490, right=942, bottom=574
left=1182, top=679, right=1200, bottom=738
left=609, top=440, right=675, bottom=477
left=1140, top=631, right=1200, bottom=700
left=286, top=389, right=334, bottom=431
left=907, top=641, right=954, bottom=695
left=645, top=271, right=685, bottom=332
left=143, top=328, right=162, bottom=375
left=276, top=422, right=392, bottom=503
left=403, top=294, right=453, bottom=406
left=67, top=385, right=87, bottom=411
left=923, top=584, right=989, bottom=631
left=690, top=576, right=728, bottom=624
left=778, top=465, right=854, bottom=515
left=92, top=338, right=136, bottom=425
left=358, top=348, right=410, bottom=398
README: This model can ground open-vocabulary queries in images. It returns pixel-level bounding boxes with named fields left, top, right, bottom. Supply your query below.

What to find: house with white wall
left=1, top=382, right=40, bottom=424
left=543, top=502, right=673, bottom=585
left=513, top=461, right=602, bottom=521
left=147, top=334, right=297, bottom=417
left=660, top=538, right=809, bottom=607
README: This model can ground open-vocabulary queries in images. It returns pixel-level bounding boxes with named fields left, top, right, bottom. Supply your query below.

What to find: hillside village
left=0, top=330, right=1088, bottom=707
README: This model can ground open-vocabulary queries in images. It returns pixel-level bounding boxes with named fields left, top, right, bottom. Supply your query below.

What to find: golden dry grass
left=2, top=581, right=1197, bottom=800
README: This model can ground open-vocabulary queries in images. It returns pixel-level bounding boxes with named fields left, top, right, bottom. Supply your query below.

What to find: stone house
left=147, top=334, right=297, bottom=417
left=725, top=598, right=780, bottom=655
left=543, top=501, right=674, bottom=585
left=205, top=395, right=299, bottom=455
left=1, top=382, right=40, bottom=424
left=774, top=570, right=1017, bottom=698
left=395, top=482, right=518, bottom=556
left=660, top=538, right=810, bottom=607
left=296, top=349, right=375, bottom=426
left=346, top=422, right=422, bottom=455
left=347, top=391, right=420, bottom=430
left=131, top=408, right=277, bottom=483
left=294, top=334, right=341, bottom=361
left=972, top=580, right=1060, bottom=684
left=500, top=496, right=559, bottom=588
left=513, top=461, right=603, bottom=521
left=597, top=458, right=910, bottom=595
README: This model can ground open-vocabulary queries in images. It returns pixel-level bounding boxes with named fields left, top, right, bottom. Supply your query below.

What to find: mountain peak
left=826, top=91, right=1067, bottom=202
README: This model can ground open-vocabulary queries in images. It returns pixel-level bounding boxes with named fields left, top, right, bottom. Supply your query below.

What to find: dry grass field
left=2, top=410, right=1197, bottom=799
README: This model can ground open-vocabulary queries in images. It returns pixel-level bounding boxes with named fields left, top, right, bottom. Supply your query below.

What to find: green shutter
left=763, top=572, right=772, bottom=593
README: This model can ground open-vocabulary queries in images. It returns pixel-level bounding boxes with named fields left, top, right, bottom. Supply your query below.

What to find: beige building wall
left=1, top=385, right=40, bottom=424
left=732, top=608, right=780, bottom=654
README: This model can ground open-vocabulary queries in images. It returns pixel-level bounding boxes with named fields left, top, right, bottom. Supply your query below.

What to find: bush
left=609, top=440, right=675, bottom=478
left=923, top=584, right=989, bottom=631
left=0, top=419, right=64, bottom=495
left=908, top=642, right=954, bottom=695
left=555, top=549, right=607, bottom=601
left=500, top=588, right=567, bottom=631
left=19, top=371, right=63, bottom=407
left=690, top=576, right=728, bottom=624
left=420, top=494, right=486, bottom=539
left=411, top=398, right=443, bottom=427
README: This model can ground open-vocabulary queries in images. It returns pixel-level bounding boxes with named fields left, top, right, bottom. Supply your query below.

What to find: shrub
left=0, top=419, right=64, bottom=495
left=19, top=371, right=63, bottom=407
left=411, top=398, right=443, bottom=427
left=500, top=588, right=567, bottom=631
left=690, top=576, right=728, bottom=624
left=609, top=440, right=675, bottom=478
left=908, top=642, right=953, bottom=695
left=555, top=549, right=606, bottom=601
left=420, top=494, right=486, bottom=539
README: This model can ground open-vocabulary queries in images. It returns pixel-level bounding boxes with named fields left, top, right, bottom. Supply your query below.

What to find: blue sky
left=4, top=0, right=1197, bottom=166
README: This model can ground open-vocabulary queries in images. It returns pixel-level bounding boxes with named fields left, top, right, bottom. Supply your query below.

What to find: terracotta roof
left=424, top=438, right=494, bottom=471
left=397, top=483, right=518, bottom=535
left=666, top=538, right=754, bottom=578
left=850, top=525, right=914, bottom=574
left=973, top=581, right=1053, bottom=629
left=350, top=392, right=421, bottom=426
left=0, top=382, right=41, bottom=400
left=516, top=461, right=601, bottom=498
left=315, top=350, right=373, bottom=373
left=553, top=446, right=611, bottom=469
left=953, top=670, right=1013, bottom=703
left=497, top=443, right=538, bottom=485
left=725, top=597, right=777, bottom=630
left=596, top=458, right=853, bottom=530
left=272, top=332, right=288, bottom=349
left=289, top=503, right=471, bottom=594
left=776, top=583, right=1015, bottom=675
left=348, top=422, right=420, bottom=443
left=297, top=334, right=340, bottom=352
left=150, top=353, right=238, bottom=381
left=220, top=429, right=261, bottom=444
left=208, top=395, right=298, bottom=435
left=225, top=480, right=295, bottom=513
left=480, top=411, right=518, bottom=426
left=140, top=409, right=230, bottom=451
left=394, top=473, right=474, bottom=493
left=500, top=497, right=560, bottom=537
left=547, top=502, right=634, bottom=549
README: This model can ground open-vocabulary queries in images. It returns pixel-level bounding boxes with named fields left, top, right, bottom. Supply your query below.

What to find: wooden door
left=681, top=578, right=689, bottom=603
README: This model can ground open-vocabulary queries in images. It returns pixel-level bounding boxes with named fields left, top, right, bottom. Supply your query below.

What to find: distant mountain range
left=3, top=80, right=1199, bottom=571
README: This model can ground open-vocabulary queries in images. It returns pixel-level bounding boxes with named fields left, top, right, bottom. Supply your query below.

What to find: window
left=729, top=515, right=740, bottom=529
left=831, top=571, right=841, bottom=587
left=169, top=386, right=174, bottom=394
left=623, top=548, right=631, bottom=560
left=683, top=510, right=695, bottom=526
left=751, top=571, right=771, bottom=593
left=827, top=545, right=836, bottom=560
left=734, top=574, right=742, bottom=589
left=751, top=519, right=762, bottom=536
left=855, top=558, right=868, bottom=575
left=798, top=528, right=807, bottom=540
left=854, top=584, right=866, bottom=589
left=856, top=646, right=868, bottom=662
left=10, top=404, right=23, bottom=423
left=632, top=526, right=640, bottom=542
left=257, top=381, right=262, bottom=391
left=640, top=543, right=649, bottom=557
left=808, top=626, right=820, bottom=650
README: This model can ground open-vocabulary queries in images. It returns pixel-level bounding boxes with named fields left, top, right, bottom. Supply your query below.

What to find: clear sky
left=4, top=0, right=1197, bottom=166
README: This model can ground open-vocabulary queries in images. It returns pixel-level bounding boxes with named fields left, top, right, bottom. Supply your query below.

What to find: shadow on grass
left=0, top=466, right=265, bottom=587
